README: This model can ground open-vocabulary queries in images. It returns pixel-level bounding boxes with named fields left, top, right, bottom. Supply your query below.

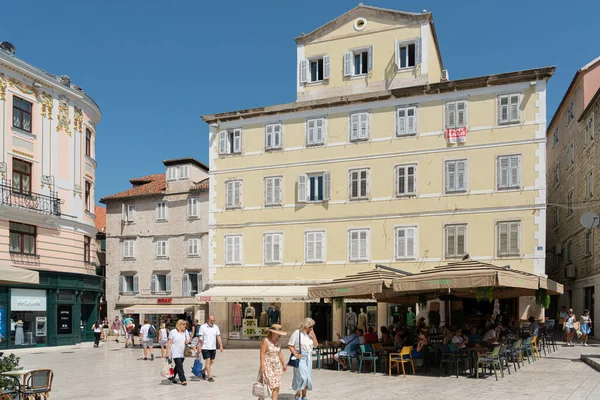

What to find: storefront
left=0, top=270, right=103, bottom=349
left=120, top=304, right=199, bottom=331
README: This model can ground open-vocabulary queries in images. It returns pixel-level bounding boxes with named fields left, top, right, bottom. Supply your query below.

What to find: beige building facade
left=102, top=158, right=209, bottom=327
left=201, top=5, right=554, bottom=346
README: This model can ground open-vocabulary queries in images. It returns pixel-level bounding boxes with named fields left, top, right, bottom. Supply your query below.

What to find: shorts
left=159, top=339, right=168, bottom=346
left=113, top=330, right=120, bottom=335
left=142, top=340, right=153, bottom=349
left=202, top=349, right=217, bottom=360
left=126, top=332, right=134, bottom=339
left=103, top=328, right=109, bottom=335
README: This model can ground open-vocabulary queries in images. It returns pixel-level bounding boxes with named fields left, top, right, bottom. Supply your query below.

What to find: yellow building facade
left=201, top=5, right=554, bottom=345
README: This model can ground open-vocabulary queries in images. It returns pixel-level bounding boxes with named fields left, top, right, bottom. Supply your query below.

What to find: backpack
left=148, top=325, right=156, bottom=339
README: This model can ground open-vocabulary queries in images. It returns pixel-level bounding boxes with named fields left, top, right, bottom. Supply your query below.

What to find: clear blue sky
left=2, top=0, right=598, bottom=201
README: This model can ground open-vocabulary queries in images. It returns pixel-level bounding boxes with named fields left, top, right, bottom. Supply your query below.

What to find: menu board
left=57, top=305, right=72, bottom=334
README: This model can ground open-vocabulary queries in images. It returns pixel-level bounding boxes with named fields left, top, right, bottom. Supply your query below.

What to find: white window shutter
left=183, top=273, right=190, bottom=297
left=498, top=156, right=509, bottom=188
left=323, top=172, right=331, bottom=201
left=233, top=129, right=242, bottom=153
left=445, top=102, right=455, bottom=128
left=415, top=37, right=422, bottom=64
left=394, top=39, right=401, bottom=69
left=299, top=60, right=308, bottom=84
left=359, top=230, right=368, bottom=260
left=265, top=178, right=273, bottom=205
left=510, top=95, right=520, bottom=121
left=273, top=124, right=281, bottom=148
left=235, top=236, right=242, bottom=263
left=219, top=131, right=227, bottom=154
left=360, top=112, right=369, bottom=139
left=151, top=274, right=157, bottom=293
left=197, top=274, right=203, bottom=292
left=235, top=181, right=242, bottom=207
left=307, top=120, right=315, bottom=145
left=350, top=113, right=359, bottom=140
left=349, top=231, right=357, bottom=260
left=274, top=177, right=281, bottom=204
left=510, top=156, right=520, bottom=187
left=510, top=222, right=519, bottom=254
left=265, top=125, right=273, bottom=149
left=297, top=174, right=308, bottom=202
left=316, top=119, right=324, bottom=143
left=407, top=228, right=415, bottom=257
left=457, top=161, right=466, bottom=190
left=397, top=229, right=406, bottom=258
left=277, top=234, right=283, bottom=262
left=499, top=223, right=508, bottom=255
left=119, top=276, right=125, bottom=293
left=156, top=203, right=161, bottom=220
left=407, top=108, right=415, bottom=133
left=457, top=226, right=466, bottom=255
left=445, top=162, right=455, bottom=192
left=166, top=274, right=172, bottom=293
left=323, top=55, right=330, bottom=80
left=264, top=235, right=271, bottom=263
left=343, top=52, right=352, bottom=76
left=226, top=182, right=233, bottom=208
left=133, top=275, right=139, bottom=293
left=305, top=232, right=312, bottom=262
left=121, top=204, right=126, bottom=221
left=457, top=101, right=467, bottom=127
left=367, top=45, right=373, bottom=72
left=397, top=109, right=406, bottom=135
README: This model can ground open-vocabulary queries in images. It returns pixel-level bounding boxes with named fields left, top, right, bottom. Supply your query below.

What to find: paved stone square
left=6, top=340, right=600, bottom=400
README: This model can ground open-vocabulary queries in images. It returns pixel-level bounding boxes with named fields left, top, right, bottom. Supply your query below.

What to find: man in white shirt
left=199, top=316, right=223, bottom=382
left=138, top=319, right=155, bottom=361
left=483, top=324, right=497, bottom=344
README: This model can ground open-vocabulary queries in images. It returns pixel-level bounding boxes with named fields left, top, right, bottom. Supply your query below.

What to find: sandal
left=181, top=381, right=187, bottom=386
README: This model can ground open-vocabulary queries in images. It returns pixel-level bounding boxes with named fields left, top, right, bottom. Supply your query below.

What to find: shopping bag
left=161, top=361, right=174, bottom=378
left=191, top=358, right=203, bottom=377
left=252, top=372, right=271, bottom=398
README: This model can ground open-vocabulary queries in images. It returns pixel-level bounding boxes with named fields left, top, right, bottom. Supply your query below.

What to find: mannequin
left=258, top=310, right=268, bottom=327
left=232, top=302, right=242, bottom=331
left=15, top=320, right=24, bottom=345
left=358, top=308, right=367, bottom=332
left=244, top=304, right=256, bottom=319
left=390, top=306, right=400, bottom=325
left=406, top=307, right=416, bottom=328
left=268, top=305, right=280, bottom=325
left=346, top=307, right=357, bottom=335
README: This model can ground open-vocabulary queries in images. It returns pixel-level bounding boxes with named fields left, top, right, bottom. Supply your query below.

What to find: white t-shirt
left=159, top=328, right=169, bottom=342
left=288, top=330, right=314, bottom=354
left=483, top=329, right=496, bottom=342
left=93, top=325, right=102, bottom=333
left=139, top=324, right=152, bottom=341
left=565, top=315, right=576, bottom=329
left=451, top=336, right=465, bottom=347
left=169, top=329, right=190, bottom=359
left=199, top=323, right=221, bottom=350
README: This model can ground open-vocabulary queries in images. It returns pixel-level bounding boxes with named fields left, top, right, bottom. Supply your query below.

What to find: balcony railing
left=0, top=181, right=61, bottom=216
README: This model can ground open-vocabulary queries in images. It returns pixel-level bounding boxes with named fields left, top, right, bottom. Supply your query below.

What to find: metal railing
left=0, top=181, right=61, bottom=216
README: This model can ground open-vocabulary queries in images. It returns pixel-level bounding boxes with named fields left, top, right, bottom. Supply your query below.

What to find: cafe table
left=1, top=369, right=33, bottom=398
left=315, top=344, right=343, bottom=369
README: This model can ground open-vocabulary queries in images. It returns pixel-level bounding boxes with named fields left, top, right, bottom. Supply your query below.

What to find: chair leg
left=359, top=359, right=363, bottom=374
left=389, top=360, right=392, bottom=376
left=411, top=360, right=415, bottom=375
left=401, top=362, right=406, bottom=377
left=373, top=359, right=377, bottom=375
left=493, top=364, right=499, bottom=381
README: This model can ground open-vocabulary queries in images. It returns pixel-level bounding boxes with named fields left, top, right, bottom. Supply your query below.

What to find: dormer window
left=167, top=166, right=178, bottom=181
left=343, top=46, right=373, bottom=77
left=299, top=56, right=330, bottom=84
left=179, top=165, right=190, bottom=179
left=395, top=39, right=421, bottom=70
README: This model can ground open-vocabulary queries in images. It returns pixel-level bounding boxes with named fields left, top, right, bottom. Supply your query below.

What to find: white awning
left=122, top=305, right=194, bottom=315
left=0, top=264, right=39, bottom=285
left=196, top=286, right=312, bottom=303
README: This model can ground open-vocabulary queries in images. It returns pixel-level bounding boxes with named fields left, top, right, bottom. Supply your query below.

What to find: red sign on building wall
left=446, top=127, right=467, bottom=144
left=157, top=298, right=172, bottom=304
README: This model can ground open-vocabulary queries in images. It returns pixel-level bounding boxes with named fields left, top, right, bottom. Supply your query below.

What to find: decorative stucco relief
left=74, top=107, right=83, bottom=133
left=56, top=95, right=71, bottom=135
left=0, top=73, right=6, bottom=101
left=8, top=77, right=36, bottom=95
left=41, top=92, right=53, bottom=119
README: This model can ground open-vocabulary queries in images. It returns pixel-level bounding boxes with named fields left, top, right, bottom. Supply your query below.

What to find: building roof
left=579, top=87, right=600, bottom=122
left=100, top=173, right=209, bottom=203
left=190, top=178, right=210, bottom=192
left=201, top=67, right=555, bottom=124
left=94, top=205, right=106, bottom=232
left=163, top=158, right=209, bottom=171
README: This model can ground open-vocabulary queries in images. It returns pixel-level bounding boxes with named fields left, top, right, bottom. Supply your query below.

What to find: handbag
left=287, top=331, right=301, bottom=368
left=252, top=372, right=272, bottom=398
left=160, top=361, right=174, bottom=378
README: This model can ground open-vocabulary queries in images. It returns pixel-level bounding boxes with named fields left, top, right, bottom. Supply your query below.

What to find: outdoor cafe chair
left=358, top=344, right=379, bottom=374
left=506, top=339, right=522, bottom=370
left=520, top=337, right=533, bottom=364
left=22, top=369, right=54, bottom=399
left=530, top=335, right=541, bottom=361
left=438, top=344, right=462, bottom=378
left=389, top=346, right=415, bottom=377
left=498, top=345, right=512, bottom=375
left=337, top=343, right=359, bottom=372
left=312, top=349, right=322, bottom=370
left=476, top=346, right=504, bottom=381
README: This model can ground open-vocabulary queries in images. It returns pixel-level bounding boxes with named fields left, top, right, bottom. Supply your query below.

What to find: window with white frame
left=151, top=273, right=171, bottom=293
left=349, top=169, right=369, bottom=200
left=299, top=56, right=330, bottom=83
left=585, top=115, right=595, bottom=144
left=167, top=166, right=178, bottom=181
left=565, top=240, right=573, bottom=264
left=265, top=123, right=282, bottom=150
left=122, top=204, right=135, bottom=222
left=264, top=176, right=283, bottom=206
left=225, top=180, right=242, bottom=209
left=554, top=163, right=560, bottom=186
left=586, top=170, right=594, bottom=199
left=567, top=190, right=574, bottom=216
left=306, top=118, right=326, bottom=146
left=305, top=231, right=325, bottom=263
left=187, top=238, right=200, bottom=257
left=263, top=233, right=283, bottom=264
left=567, top=142, right=574, bottom=167
left=156, top=201, right=167, bottom=221
left=155, top=239, right=168, bottom=258
left=123, top=239, right=135, bottom=259
left=225, top=235, right=243, bottom=264
left=498, top=94, right=521, bottom=124
left=179, top=165, right=190, bottom=179
left=567, top=101, right=575, bottom=125
left=497, top=155, right=521, bottom=190
left=119, top=274, right=138, bottom=294
left=585, top=230, right=593, bottom=256
left=395, top=39, right=420, bottom=69
left=343, top=47, right=373, bottom=77
left=445, top=100, right=468, bottom=129
left=218, top=129, right=242, bottom=155
left=553, top=127, right=559, bottom=147
left=445, top=160, right=467, bottom=193
left=553, top=206, right=559, bottom=228
left=497, top=221, right=520, bottom=256
left=183, top=272, right=203, bottom=296
left=348, top=229, right=369, bottom=262
left=349, top=112, right=369, bottom=141
left=396, top=106, right=417, bottom=136
left=297, top=172, right=330, bottom=203
left=395, top=226, right=417, bottom=260
left=396, top=164, right=416, bottom=196
left=187, top=197, right=200, bottom=218
left=445, top=224, right=466, bottom=258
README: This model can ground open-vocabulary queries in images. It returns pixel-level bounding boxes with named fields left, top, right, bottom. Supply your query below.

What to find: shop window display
left=230, top=302, right=281, bottom=340
left=10, top=289, right=47, bottom=346
left=344, top=302, right=377, bottom=335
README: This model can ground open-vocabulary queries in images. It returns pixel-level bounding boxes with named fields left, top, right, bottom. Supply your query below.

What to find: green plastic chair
left=337, top=343, right=359, bottom=372
left=358, top=344, right=379, bottom=374
left=476, top=345, right=504, bottom=381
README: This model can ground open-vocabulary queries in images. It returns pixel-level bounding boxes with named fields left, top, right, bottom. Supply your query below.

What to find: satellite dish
left=581, top=212, right=599, bottom=229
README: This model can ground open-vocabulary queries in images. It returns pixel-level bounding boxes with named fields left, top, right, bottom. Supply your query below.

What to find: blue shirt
left=342, top=334, right=360, bottom=354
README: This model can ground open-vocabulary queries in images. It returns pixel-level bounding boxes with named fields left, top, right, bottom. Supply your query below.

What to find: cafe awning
left=123, top=305, right=194, bottom=315
left=196, top=285, right=312, bottom=303
left=307, top=268, right=411, bottom=300
left=0, top=264, right=39, bottom=285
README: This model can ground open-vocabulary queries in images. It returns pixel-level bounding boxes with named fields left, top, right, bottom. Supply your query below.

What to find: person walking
left=565, top=309, right=576, bottom=346
left=92, top=320, right=102, bottom=348
left=125, top=320, right=136, bottom=348
left=191, top=319, right=201, bottom=356
left=111, top=316, right=122, bottom=343
left=288, top=318, right=318, bottom=400
left=165, top=319, right=191, bottom=386
left=102, top=317, right=110, bottom=342
left=199, top=315, right=224, bottom=382
left=258, top=324, right=287, bottom=400
left=139, top=319, right=155, bottom=360
left=580, top=309, right=593, bottom=346
left=158, top=323, right=169, bottom=358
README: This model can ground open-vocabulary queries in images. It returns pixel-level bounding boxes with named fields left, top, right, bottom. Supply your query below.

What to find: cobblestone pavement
left=6, top=340, right=600, bottom=400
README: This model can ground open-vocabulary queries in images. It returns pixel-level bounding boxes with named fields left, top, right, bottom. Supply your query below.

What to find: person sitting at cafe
left=442, top=323, right=453, bottom=344
left=451, top=329, right=468, bottom=349
left=364, top=327, right=378, bottom=344
left=334, top=329, right=363, bottom=370
left=528, top=316, right=541, bottom=336
left=467, top=326, right=482, bottom=345
left=387, top=324, right=396, bottom=338
left=380, top=326, right=393, bottom=346
left=416, top=317, right=428, bottom=332
left=394, top=328, right=411, bottom=348
left=483, top=324, right=498, bottom=344
left=411, top=331, right=428, bottom=359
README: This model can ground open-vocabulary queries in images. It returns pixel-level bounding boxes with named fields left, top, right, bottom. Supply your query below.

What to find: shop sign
left=242, top=319, right=258, bottom=337
left=57, top=305, right=72, bottom=334
left=157, top=298, right=172, bottom=304
left=11, top=289, right=47, bottom=311
left=0, top=305, right=5, bottom=339
left=197, top=296, right=211, bottom=302
left=228, top=331, right=241, bottom=340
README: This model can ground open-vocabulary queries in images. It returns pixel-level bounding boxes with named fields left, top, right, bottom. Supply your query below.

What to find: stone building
left=101, top=158, right=209, bottom=328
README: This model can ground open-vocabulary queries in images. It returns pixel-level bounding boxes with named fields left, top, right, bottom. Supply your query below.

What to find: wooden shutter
left=349, top=231, right=358, bottom=260
left=273, top=124, right=282, bottom=148
left=275, top=234, right=282, bottom=262
left=305, top=232, right=314, bottom=262
left=407, top=165, right=415, bottom=194
left=510, top=95, right=520, bottom=121
left=151, top=274, right=157, bottom=293
left=226, top=182, right=233, bottom=208
left=367, top=45, right=373, bottom=72
left=264, top=234, right=273, bottom=263
left=498, top=156, right=509, bottom=189
left=498, top=96, right=508, bottom=124
left=359, top=230, right=368, bottom=260
left=233, top=129, right=242, bottom=153
left=407, top=228, right=415, bottom=258
left=396, top=228, right=406, bottom=259
left=166, top=274, right=172, bottom=293
left=265, top=178, right=273, bottom=206
left=225, top=236, right=233, bottom=263
left=307, top=119, right=315, bottom=145
left=359, top=112, right=369, bottom=139
left=394, top=39, right=401, bottom=69
left=457, top=161, right=466, bottom=191
left=415, top=37, right=422, bottom=64
left=350, top=113, right=359, bottom=140
left=218, top=131, right=227, bottom=154
left=234, top=181, right=241, bottom=207
left=397, top=108, right=406, bottom=136
left=457, top=225, right=466, bottom=255
left=316, top=118, right=324, bottom=143
left=299, top=60, right=308, bottom=84
left=445, top=102, right=455, bottom=128
left=183, top=273, right=190, bottom=297
left=133, top=275, right=139, bottom=293
left=234, top=236, right=242, bottom=263
left=446, top=225, right=455, bottom=257
left=510, top=155, right=520, bottom=187
left=343, top=52, right=353, bottom=76
left=457, top=101, right=467, bottom=127
left=510, top=222, right=519, bottom=254
left=407, top=107, right=416, bottom=133
left=265, top=125, right=273, bottom=149
left=323, top=172, right=331, bottom=201
left=273, top=177, right=281, bottom=204
left=323, top=55, right=330, bottom=80
left=119, top=276, right=125, bottom=294
left=297, top=174, right=308, bottom=203
left=316, top=232, right=324, bottom=261
left=445, top=161, right=456, bottom=192
left=498, top=222, right=508, bottom=255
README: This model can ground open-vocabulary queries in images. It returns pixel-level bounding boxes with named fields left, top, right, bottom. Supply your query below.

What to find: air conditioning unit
left=555, top=243, right=562, bottom=255
left=565, top=264, right=576, bottom=279
left=441, top=69, right=450, bottom=82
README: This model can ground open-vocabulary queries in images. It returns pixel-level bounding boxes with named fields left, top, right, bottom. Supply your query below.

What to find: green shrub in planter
left=0, top=353, right=21, bottom=391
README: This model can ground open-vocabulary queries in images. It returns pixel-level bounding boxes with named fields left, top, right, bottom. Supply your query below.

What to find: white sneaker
left=584, top=343, right=588, bottom=346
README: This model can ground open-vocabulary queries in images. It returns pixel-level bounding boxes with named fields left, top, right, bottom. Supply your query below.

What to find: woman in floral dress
left=259, top=324, right=287, bottom=400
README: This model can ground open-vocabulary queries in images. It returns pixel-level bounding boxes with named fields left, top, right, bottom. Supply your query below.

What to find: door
left=585, top=286, right=595, bottom=335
